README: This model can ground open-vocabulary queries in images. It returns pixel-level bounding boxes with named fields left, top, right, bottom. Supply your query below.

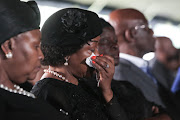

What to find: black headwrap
left=41, top=8, right=102, bottom=48
left=0, top=0, right=40, bottom=45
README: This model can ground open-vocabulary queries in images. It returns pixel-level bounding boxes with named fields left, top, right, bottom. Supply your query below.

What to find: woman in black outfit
left=0, top=0, right=62, bottom=119
left=31, top=8, right=127, bottom=120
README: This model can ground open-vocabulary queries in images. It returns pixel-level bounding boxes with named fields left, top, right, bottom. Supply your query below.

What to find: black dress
left=31, top=78, right=128, bottom=120
left=0, top=88, right=64, bottom=120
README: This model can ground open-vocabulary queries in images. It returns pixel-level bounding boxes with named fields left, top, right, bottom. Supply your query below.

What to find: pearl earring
left=64, top=58, right=68, bottom=66
left=6, top=52, right=13, bottom=59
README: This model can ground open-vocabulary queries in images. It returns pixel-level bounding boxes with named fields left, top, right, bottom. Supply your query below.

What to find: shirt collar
left=120, top=53, right=148, bottom=68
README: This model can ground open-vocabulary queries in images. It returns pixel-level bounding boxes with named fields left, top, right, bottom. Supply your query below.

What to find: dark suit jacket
left=113, top=58, right=180, bottom=119
left=149, top=58, right=175, bottom=90
left=113, top=58, right=165, bottom=107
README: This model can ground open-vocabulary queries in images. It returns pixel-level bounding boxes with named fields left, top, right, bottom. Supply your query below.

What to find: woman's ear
left=125, top=29, right=136, bottom=43
left=1, top=37, right=15, bottom=59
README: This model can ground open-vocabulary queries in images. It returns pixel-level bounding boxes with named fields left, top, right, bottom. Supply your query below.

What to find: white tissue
left=85, top=52, right=96, bottom=68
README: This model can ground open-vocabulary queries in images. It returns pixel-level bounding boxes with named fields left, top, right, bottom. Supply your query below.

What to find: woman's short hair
left=41, top=8, right=102, bottom=66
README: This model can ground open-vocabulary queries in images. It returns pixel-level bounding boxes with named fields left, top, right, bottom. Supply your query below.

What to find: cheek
left=101, top=48, right=111, bottom=56
left=24, top=49, right=38, bottom=64
left=70, top=52, right=91, bottom=76
left=19, top=47, right=39, bottom=72
left=98, top=46, right=106, bottom=54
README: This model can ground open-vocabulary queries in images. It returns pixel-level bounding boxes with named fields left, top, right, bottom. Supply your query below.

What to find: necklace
left=0, top=84, right=35, bottom=98
left=44, top=69, right=69, bottom=82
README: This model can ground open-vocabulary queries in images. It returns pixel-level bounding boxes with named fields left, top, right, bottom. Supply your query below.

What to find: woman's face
left=67, top=36, right=100, bottom=78
left=5, top=29, right=44, bottom=84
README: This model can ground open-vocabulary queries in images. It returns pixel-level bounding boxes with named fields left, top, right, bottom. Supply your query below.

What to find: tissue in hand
left=85, top=52, right=96, bottom=68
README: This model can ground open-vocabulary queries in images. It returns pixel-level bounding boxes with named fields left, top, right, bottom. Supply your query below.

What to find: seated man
left=149, top=37, right=180, bottom=90
left=86, top=18, right=172, bottom=120
left=109, top=8, right=180, bottom=119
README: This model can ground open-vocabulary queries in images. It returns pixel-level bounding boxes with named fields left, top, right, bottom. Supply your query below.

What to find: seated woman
left=0, top=0, right=63, bottom=119
left=31, top=8, right=127, bottom=120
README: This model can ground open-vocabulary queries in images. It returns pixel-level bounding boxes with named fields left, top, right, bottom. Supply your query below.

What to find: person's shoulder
left=31, top=78, right=77, bottom=99
left=33, top=78, right=68, bottom=90
left=118, top=58, right=135, bottom=69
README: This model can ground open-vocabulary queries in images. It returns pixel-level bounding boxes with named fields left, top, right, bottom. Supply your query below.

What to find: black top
left=86, top=79, right=168, bottom=120
left=0, top=88, right=63, bottom=120
left=19, top=81, right=33, bottom=92
left=31, top=78, right=128, bottom=120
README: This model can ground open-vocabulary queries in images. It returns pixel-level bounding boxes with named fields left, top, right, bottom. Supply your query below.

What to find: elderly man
left=109, top=8, right=179, bottom=119
left=97, top=18, right=172, bottom=120
left=109, top=8, right=162, bottom=105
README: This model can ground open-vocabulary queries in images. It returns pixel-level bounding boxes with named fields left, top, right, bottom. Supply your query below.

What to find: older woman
left=0, top=0, right=63, bottom=119
left=31, top=8, right=127, bottom=120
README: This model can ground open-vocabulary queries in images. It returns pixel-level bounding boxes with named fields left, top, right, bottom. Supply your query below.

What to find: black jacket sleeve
left=106, top=95, right=128, bottom=120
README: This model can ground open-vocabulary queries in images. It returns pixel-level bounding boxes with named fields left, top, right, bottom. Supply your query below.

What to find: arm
left=92, top=55, right=128, bottom=120
left=106, top=95, right=128, bottom=120
left=92, top=55, right=114, bottom=102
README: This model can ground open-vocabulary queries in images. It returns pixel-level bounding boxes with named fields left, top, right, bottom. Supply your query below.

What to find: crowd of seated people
left=0, top=0, right=180, bottom=120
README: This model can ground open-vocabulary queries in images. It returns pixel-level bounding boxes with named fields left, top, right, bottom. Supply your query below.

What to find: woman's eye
left=35, top=45, right=40, bottom=49
left=91, top=48, right=95, bottom=52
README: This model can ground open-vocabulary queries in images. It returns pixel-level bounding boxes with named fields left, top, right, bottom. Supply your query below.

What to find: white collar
left=120, top=53, right=148, bottom=68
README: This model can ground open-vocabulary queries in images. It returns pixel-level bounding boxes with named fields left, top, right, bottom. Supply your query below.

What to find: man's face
left=132, top=19, right=155, bottom=54
left=98, top=27, right=119, bottom=66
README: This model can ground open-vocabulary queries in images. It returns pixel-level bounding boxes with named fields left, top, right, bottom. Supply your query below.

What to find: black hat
left=100, top=18, right=113, bottom=28
left=41, top=8, right=102, bottom=47
left=0, top=0, right=40, bottom=45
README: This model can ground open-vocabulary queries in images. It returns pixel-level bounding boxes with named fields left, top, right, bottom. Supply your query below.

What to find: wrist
left=101, top=88, right=113, bottom=102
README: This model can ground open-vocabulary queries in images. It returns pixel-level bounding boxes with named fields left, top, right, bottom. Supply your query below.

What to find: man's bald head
left=109, top=8, right=147, bottom=36
left=109, top=8, right=155, bottom=57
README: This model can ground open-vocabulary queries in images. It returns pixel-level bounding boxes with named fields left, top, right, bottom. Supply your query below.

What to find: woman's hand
left=91, top=55, right=115, bottom=102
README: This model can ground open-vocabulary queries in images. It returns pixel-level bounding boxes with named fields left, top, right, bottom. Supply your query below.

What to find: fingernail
left=100, top=54, right=103, bottom=56
left=92, top=61, right=96, bottom=64
left=91, top=56, right=96, bottom=60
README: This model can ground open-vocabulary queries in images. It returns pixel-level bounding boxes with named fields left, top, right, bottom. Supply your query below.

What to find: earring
left=6, top=52, right=13, bottom=59
left=64, top=58, right=68, bottom=66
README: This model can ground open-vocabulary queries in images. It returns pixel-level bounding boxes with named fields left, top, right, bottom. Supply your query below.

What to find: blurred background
left=23, top=0, right=180, bottom=59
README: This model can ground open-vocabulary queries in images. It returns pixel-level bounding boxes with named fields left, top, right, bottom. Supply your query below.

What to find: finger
left=97, top=59, right=109, bottom=70
left=152, top=106, right=159, bottom=114
left=103, top=55, right=114, bottom=64
left=93, top=56, right=114, bottom=72
left=92, top=60, right=108, bottom=73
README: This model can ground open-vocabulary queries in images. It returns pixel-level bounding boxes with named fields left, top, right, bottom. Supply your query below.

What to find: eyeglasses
left=134, top=24, right=150, bottom=30
left=134, top=25, right=146, bottom=30
left=134, top=24, right=151, bottom=31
